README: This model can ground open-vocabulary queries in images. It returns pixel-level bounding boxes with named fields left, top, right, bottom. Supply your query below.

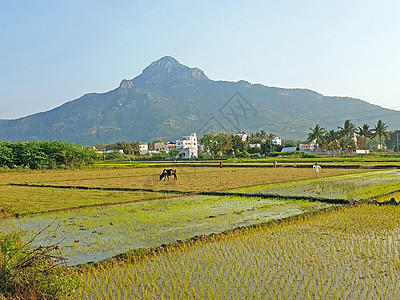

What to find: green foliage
left=0, top=230, right=81, bottom=299
left=115, top=141, right=139, bottom=155
left=373, top=119, right=390, bottom=153
left=307, top=124, right=326, bottom=145
left=0, top=141, right=99, bottom=170
left=200, top=133, right=232, bottom=158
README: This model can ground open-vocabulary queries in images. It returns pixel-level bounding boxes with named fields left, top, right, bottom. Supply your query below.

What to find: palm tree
left=324, top=130, right=340, bottom=156
left=357, top=124, right=373, bottom=153
left=307, top=125, right=326, bottom=150
left=338, top=120, right=356, bottom=154
left=267, top=133, right=275, bottom=154
left=373, top=119, right=390, bottom=153
left=338, top=119, right=356, bottom=139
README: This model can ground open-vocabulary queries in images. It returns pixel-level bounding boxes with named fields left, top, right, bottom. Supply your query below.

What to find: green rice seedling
left=0, top=185, right=172, bottom=216
left=78, top=204, right=400, bottom=299
left=236, top=170, right=400, bottom=201
left=1, top=195, right=335, bottom=266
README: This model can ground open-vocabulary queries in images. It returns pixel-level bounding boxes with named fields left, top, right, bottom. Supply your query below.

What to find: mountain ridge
left=0, top=56, right=398, bottom=145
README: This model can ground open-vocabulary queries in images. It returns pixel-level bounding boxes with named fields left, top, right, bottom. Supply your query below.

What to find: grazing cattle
left=160, top=169, right=177, bottom=180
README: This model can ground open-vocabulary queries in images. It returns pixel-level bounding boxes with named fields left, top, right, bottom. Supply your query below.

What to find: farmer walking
left=313, top=163, right=321, bottom=177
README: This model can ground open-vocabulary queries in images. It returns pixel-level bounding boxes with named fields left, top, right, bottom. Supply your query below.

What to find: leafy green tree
left=231, top=135, right=248, bottom=155
left=0, top=142, right=14, bottom=168
left=200, top=133, right=232, bottom=158
left=0, top=141, right=98, bottom=169
left=94, top=143, right=106, bottom=151
left=168, top=148, right=180, bottom=159
left=387, top=130, right=400, bottom=152
left=116, top=141, right=137, bottom=155
left=373, top=119, right=390, bottom=153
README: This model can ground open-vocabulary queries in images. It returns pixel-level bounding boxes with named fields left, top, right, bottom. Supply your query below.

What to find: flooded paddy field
left=0, top=195, right=334, bottom=266
left=237, top=170, right=400, bottom=201
left=79, top=204, right=400, bottom=299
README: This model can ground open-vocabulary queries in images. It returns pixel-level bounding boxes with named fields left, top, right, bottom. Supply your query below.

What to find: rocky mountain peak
left=118, top=79, right=134, bottom=89
left=133, top=56, right=209, bottom=85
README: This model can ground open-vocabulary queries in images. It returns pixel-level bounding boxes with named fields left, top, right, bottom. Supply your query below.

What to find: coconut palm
left=267, top=133, right=275, bottom=153
left=338, top=120, right=356, bottom=139
left=307, top=125, right=326, bottom=150
left=373, top=119, right=390, bottom=153
left=338, top=120, right=357, bottom=154
left=357, top=124, right=373, bottom=152
left=324, top=130, right=340, bottom=156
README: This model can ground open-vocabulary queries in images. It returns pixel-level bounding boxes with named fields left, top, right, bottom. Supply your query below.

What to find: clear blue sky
left=1, top=0, right=399, bottom=119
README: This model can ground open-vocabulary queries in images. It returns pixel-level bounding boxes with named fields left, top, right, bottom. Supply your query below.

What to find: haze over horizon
left=1, top=0, right=399, bottom=119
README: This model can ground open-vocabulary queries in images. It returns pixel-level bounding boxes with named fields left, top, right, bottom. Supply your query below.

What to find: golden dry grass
left=0, top=166, right=368, bottom=192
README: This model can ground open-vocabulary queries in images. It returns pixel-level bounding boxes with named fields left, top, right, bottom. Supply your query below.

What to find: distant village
left=94, top=119, right=399, bottom=159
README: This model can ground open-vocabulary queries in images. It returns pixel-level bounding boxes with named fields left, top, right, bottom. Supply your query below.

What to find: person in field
left=313, top=163, right=321, bottom=177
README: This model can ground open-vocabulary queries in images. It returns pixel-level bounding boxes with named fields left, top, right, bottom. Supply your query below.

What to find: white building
left=139, top=143, right=148, bottom=155
left=272, top=137, right=282, bottom=146
left=299, top=139, right=318, bottom=152
left=235, top=131, right=248, bottom=141
left=177, top=133, right=198, bottom=159
left=249, top=143, right=261, bottom=148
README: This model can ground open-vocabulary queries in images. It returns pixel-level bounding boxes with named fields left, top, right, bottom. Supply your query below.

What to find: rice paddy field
left=236, top=169, right=400, bottom=201
left=0, top=195, right=333, bottom=266
left=79, top=204, right=400, bottom=299
left=0, top=165, right=367, bottom=193
left=1, top=162, right=400, bottom=299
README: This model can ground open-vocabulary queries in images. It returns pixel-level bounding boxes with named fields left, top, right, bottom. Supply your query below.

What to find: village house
left=272, top=137, right=282, bottom=145
left=299, top=139, right=318, bottom=152
left=175, top=133, right=198, bottom=159
left=235, top=131, right=248, bottom=141
left=154, top=142, right=168, bottom=152
left=139, top=143, right=148, bottom=155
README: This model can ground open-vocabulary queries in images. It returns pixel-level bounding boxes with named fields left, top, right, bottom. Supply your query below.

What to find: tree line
left=199, top=132, right=287, bottom=159
left=0, top=141, right=98, bottom=169
left=307, top=119, right=397, bottom=153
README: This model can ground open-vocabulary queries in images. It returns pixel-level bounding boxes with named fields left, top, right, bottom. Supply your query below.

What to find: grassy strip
left=0, top=185, right=175, bottom=217
left=14, top=182, right=399, bottom=207
left=10, top=183, right=352, bottom=205
left=98, top=155, right=400, bottom=166
left=10, top=183, right=189, bottom=194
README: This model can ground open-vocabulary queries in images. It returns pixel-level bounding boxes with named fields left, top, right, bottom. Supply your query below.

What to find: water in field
left=241, top=170, right=400, bottom=201
left=0, top=195, right=334, bottom=266
left=79, top=205, right=400, bottom=300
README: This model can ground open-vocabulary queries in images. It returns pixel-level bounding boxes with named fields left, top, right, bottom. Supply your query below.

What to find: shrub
left=0, top=230, right=81, bottom=299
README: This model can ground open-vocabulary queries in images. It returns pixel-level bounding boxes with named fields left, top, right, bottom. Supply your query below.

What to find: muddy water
left=0, top=195, right=335, bottom=266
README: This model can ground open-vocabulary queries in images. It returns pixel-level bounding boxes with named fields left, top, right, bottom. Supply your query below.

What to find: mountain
left=1, top=56, right=399, bottom=145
